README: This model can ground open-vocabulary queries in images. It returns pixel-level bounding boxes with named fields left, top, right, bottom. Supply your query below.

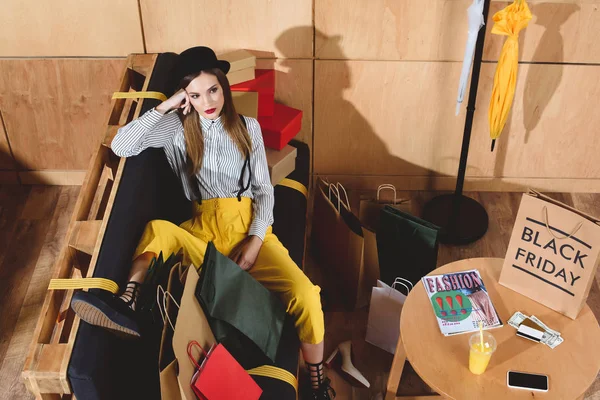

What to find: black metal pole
left=422, top=0, right=490, bottom=245
left=455, top=0, right=491, bottom=197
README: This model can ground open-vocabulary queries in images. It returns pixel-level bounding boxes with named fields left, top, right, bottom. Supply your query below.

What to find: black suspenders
left=236, top=115, right=251, bottom=202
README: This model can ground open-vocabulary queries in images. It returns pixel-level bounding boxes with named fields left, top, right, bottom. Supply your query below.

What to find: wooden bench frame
left=22, top=54, right=159, bottom=399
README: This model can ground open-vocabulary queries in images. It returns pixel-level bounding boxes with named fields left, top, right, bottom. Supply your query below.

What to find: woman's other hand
left=156, top=89, right=191, bottom=115
left=229, top=235, right=263, bottom=271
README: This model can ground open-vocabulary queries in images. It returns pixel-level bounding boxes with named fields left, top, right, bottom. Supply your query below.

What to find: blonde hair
left=177, top=68, right=252, bottom=179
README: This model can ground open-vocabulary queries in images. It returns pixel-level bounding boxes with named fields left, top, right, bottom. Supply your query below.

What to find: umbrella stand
left=422, top=0, right=491, bottom=245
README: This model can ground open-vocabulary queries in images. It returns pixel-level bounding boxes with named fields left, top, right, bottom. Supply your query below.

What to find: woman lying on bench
left=71, top=46, right=335, bottom=400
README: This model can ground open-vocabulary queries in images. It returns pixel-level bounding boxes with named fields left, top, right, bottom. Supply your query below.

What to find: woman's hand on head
left=228, top=235, right=263, bottom=271
left=156, top=89, right=191, bottom=115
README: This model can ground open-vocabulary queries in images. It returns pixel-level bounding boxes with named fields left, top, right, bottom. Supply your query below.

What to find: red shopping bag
left=187, top=341, right=262, bottom=400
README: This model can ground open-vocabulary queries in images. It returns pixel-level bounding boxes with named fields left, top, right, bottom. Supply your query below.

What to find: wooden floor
left=0, top=186, right=598, bottom=400
left=0, top=185, right=80, bottom=400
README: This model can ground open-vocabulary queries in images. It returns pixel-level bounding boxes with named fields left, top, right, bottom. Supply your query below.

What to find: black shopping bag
left=376, top=206, right=440, bottom=287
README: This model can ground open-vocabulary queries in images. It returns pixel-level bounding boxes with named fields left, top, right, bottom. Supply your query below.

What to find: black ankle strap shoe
left=310, top=377, right=336, bottom=400
left=71, top=290, right=141, bottom=337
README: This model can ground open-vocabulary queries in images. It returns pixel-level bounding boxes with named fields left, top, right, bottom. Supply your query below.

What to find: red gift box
left=258, top=103, right=302, bottom=150
left=231, top=69, right=275, bottom=117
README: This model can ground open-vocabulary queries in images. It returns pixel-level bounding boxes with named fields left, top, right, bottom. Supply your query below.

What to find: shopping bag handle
left=390, top=281, right=411, bottom=296
left=325, top=180, right=351, bottom=213
left=394, top=277, right=413, bottom=290
left=336, top=182, right=351, bottom=211
left=328, top=183, right=341, bottom=212
left=187, top=340, right=210, bottom=371
left=156, top=286, right=180, bottom=331
left=377, top=184, right=397, bottom=204
left=542, top=206, right=583, bottom=240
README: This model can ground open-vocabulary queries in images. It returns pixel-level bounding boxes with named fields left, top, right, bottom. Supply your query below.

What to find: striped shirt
left=111, top=108, right=274, bottom=241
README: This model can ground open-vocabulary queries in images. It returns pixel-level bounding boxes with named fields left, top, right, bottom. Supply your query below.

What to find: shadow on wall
left=0, top=148, right=47, bottom=185
left=523, top=2, right=579, bottom=143
left=0, top=109, right=51, bottom=185
left=273, top=26, right=451, bottom=191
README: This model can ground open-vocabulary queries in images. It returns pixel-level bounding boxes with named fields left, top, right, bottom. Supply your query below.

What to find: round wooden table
left=398, top=258, right=600, bottom=399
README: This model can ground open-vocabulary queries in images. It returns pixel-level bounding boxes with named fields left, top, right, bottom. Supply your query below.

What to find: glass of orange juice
left=468, top=331, right=497, bottom=375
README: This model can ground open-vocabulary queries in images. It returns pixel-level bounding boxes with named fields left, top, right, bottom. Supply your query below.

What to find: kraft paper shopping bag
left=500, top=190, right=600, bottom=319
left=312, top=178, right=378, bottom=309
left=359, top=184, right=411, bottom=231
left=157, top=262, right=188, bottom=400
left=172, top=266, right=217, bottom=400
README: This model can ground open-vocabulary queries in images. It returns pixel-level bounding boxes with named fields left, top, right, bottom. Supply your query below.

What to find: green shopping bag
left=376, top=206, right=440, bottom=287
left=194, top=242, right=286, bottom=368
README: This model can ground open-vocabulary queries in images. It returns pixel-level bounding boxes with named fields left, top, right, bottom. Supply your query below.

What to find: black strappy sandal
left=305, top=361, right=336, bottom=400
left=119, top=281, right=141, bottom=310
left=71, top=282, right=142, bottom=338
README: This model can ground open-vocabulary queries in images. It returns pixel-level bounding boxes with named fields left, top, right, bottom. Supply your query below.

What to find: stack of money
left=508, top=311, right=564, bottom=349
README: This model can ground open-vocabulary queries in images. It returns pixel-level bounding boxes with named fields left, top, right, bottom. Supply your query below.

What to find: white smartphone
left=507, top=370, right=549, bottom=392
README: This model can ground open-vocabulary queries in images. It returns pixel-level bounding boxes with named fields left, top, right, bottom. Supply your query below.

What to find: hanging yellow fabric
left=488, top=0, right=532, bottom=150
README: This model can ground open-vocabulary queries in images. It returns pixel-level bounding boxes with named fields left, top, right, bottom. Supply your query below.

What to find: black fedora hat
left=172, top=46, right=230, bottom=85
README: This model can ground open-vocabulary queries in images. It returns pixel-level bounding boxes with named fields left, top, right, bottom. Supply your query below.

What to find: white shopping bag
left=365, top=278, right=412, bottom=354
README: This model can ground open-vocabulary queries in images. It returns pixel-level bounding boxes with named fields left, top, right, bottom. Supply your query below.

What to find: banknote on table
left=530, top=315, right=564, bottom=349
left=530, top=315, right=560, bottom=337
left=541, top=332, right=564, bottom=349
left=507, top=312, right=563, bottom=349
left=508, top=311, right=527, bottom=329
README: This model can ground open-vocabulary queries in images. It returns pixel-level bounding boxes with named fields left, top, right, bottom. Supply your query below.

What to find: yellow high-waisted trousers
left=134, top=197, right=324, bottom=344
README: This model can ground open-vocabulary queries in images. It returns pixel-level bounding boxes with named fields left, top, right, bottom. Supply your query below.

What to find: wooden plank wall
left=0, top=0, right=144, bottom=184
left=139, top=0, right=313, bottom=57
left=314, top=0, right=600, bottom=192
left=0, top=60, right=126, bottom=171
left=316, top=0, right=600, bottom=63
left=0, top=0, right=599, bottom=192
left=0, top=0, right=145, bottom=57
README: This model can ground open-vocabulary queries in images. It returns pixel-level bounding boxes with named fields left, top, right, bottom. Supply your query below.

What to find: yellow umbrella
left=488, top=0, right=532, bottom=151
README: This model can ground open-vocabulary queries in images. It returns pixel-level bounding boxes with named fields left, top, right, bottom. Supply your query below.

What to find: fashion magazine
left=422, top=269, right=503, bottom=336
